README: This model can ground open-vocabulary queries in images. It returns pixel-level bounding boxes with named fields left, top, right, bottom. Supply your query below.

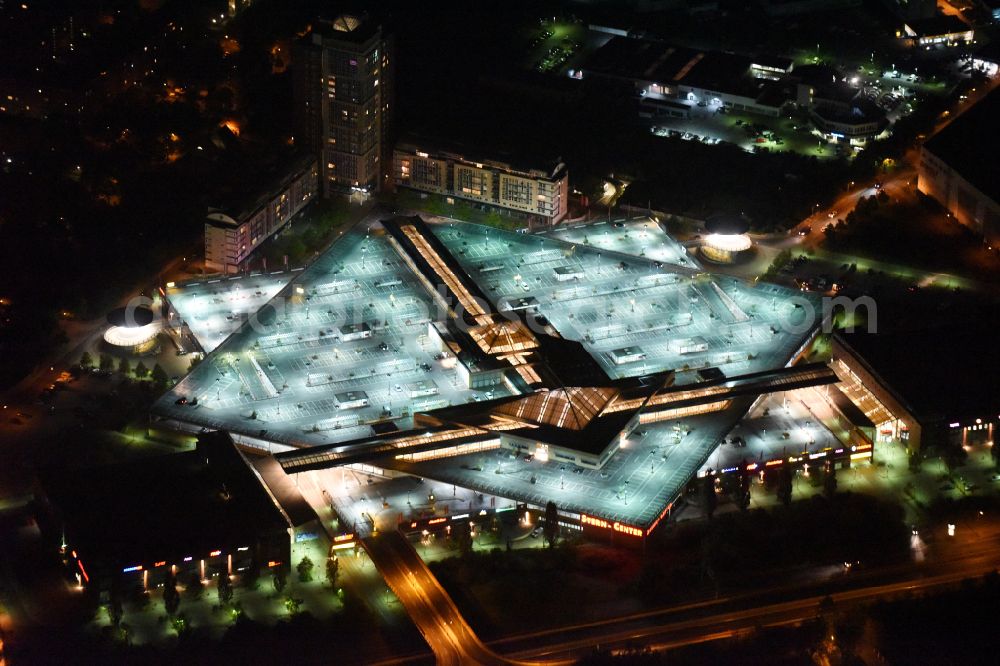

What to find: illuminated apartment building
left=204, top=155, right=319, bottom=273
left=293, top=15, right=394, bottom=196
left=393, top=142, right=569, bottom=227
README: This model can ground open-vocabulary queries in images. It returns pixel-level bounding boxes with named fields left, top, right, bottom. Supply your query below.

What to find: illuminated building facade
left=832, top=326, right=999, bottom=453
left=700, top=213, right=753, bottom=264
left=393, top=143, right=569, bottom=227
left=204, top=155, right=319, bottom=273
left=103, top=306, right=160, bottom=355
left=294, top=15, right=394, bottom=196
left=898, top=15, right=974, bottom=47
left=918, top=88, right=1000, bottom=247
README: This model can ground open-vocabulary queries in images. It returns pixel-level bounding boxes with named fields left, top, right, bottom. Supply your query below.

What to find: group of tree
left=76, top=350, right=169, bottom=386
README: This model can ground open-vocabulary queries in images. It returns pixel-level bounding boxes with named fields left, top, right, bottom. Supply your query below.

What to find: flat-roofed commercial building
left=831, top=324, right=999, bottom=454
left=39, top=432, right=316, bottom=592
left=393, top=142, right=569, bottom=227
left=293, top=15, right=394, bottom=196
left=918, top=88, right=1000, bottom=247
left=580, top=36, right=794, bottom=118
left=205, top=154, right=319, bottom=273
left=899, top=15, right=974, bottom=47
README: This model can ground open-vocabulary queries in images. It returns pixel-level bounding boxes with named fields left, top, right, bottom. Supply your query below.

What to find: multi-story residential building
left=204, top=155, right=319, bottom=273
left=918, top=88, right=1000, bottom=247
left=293, top=15, right=393, bottom=196
left=393, top=142, right=569, bottom=227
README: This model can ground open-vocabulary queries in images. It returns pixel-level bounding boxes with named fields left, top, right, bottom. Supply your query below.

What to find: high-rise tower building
left=293, top=15, right=393, bottom=196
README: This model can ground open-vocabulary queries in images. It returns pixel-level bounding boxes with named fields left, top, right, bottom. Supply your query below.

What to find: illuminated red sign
left=581, top=514, right=644, bottom=537
left=427, top=517, right=447, bottom=525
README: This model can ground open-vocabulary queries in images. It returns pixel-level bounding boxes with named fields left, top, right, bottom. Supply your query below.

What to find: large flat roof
left=153, top=213, right=822, bottom=527
left=582, top=37, right=773, bottom=100
left=834, top=320, right=1000, bottom=423
left=923, top=87, right=1000, bottom=203
left=41, top=433, right=289, bottom=571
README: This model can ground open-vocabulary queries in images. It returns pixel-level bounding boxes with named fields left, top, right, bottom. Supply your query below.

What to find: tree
left=189, top=356, right=202, bottom=372
left=992, top=440, right=1000, bottom=471
left=296, top=556, right=314, bottom=582
left=134, top=361, right=149, bottom=379
left=453, top=521, right=474, bottom=556
left=703, top=473, right=717, bottom=519
left=273, top=566, right=287, bottom=594
left=823, top=461, right=838, bottom=498
left=186, top=573, right=204, bottom=600
left=107, top=579, right=124, bottom=628
left=943, top=445, right=968, bottom=474
left=150, top=363, right=168, bottom=386
left=99, top=353, right=114, bottom=372
left=543, top=501, right=559, bottom=547
left=737, top=461, right=752, bottom=511
left=242, top=561, right=260, bottom=590
left=163, top=572, right=180, bottom=616
left=326, top=556, right=339, bottom=588
left=79, top=351, right=94, bottom=369
left=217, top=572, right=233, bottom=605
left=118, top=357, right=131, bottom=376
left=777, top=464, right=793, bottom=506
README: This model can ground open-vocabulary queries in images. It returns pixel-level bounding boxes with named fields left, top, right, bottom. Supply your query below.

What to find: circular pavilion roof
left=107, top=305, right=154, bottom=328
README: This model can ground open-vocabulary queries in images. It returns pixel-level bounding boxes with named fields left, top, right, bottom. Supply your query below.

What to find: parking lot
left=703, top=386, right=848, bottom=473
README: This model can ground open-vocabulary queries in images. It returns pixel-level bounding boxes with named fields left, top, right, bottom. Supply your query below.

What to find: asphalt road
left=362, top=517, right=1000, bottom=664
left=363, top=531, right=553, bottom=666
left=505, top=559, right=1000, bottom=661
left=494, top=519, right=1000, bottom=661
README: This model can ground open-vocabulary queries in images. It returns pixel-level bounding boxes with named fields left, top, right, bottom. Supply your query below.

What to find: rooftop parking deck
left=154, top=227, right=515, bottom=448
left=384, top=397, right=757, bottom=529
left=701, top=386, right=851, bottom=474
left=153, top=215, right=824, bottom=528
left=164, top=271, right=298, bottom=353
left=542, top=218, right=698, bottom=271
left=433, top=221, right=819, bottom=385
